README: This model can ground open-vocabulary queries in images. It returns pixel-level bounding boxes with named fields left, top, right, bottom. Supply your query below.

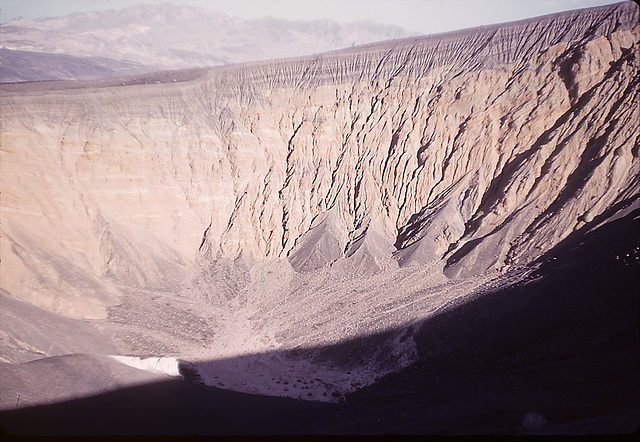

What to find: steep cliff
left=1, top=2, right=638, bottom=402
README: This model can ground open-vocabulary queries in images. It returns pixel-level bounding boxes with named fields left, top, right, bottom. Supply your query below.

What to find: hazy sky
left=0, top=0, right=626, bottom=34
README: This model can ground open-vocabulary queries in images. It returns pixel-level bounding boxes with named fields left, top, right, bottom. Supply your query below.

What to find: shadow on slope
left=1, top=209, right=638, bottom=436
left=343, top=206, right=639, bottom=435
left=0, top=376, right=340, bottom=436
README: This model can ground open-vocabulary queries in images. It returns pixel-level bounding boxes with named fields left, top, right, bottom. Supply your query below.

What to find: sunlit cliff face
left=0, top=2, right=638, bottom=402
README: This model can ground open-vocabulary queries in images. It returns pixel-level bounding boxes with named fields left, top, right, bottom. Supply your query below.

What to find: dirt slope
left=0, top=3, right=638, bottom=433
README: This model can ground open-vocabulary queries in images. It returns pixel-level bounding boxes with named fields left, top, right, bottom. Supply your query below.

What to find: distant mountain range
left=0, top=2, right=414, bottom=82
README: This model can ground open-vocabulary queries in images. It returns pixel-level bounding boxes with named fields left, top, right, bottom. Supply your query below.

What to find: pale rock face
left=0, top=2, right=638, bottom=401
left=1, top=2, right=638, bottom=318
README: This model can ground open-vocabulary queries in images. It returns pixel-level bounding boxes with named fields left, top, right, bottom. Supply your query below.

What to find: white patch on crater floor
left=110, top=355, right=182, bottom=377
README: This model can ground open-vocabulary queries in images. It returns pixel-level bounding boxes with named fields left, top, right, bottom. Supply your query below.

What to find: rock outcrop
left=0, top=2, right=638, bottom=401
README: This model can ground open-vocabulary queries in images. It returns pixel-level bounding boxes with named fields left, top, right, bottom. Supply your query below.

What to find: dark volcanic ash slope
left=0, top=1, right=638, bottom=414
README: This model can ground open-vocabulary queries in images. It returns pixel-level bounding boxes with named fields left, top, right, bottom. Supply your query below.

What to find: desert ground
left=1, top=1, right=638, bottom=436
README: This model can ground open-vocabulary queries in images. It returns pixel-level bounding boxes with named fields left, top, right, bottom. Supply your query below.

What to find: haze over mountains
left=0, top=1, right=638, bottom=436
left=0, top=2, right=413, bottom=82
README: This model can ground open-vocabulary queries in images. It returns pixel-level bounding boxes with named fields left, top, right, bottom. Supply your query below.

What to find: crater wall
left=1, top=2, right=638, bottom=319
